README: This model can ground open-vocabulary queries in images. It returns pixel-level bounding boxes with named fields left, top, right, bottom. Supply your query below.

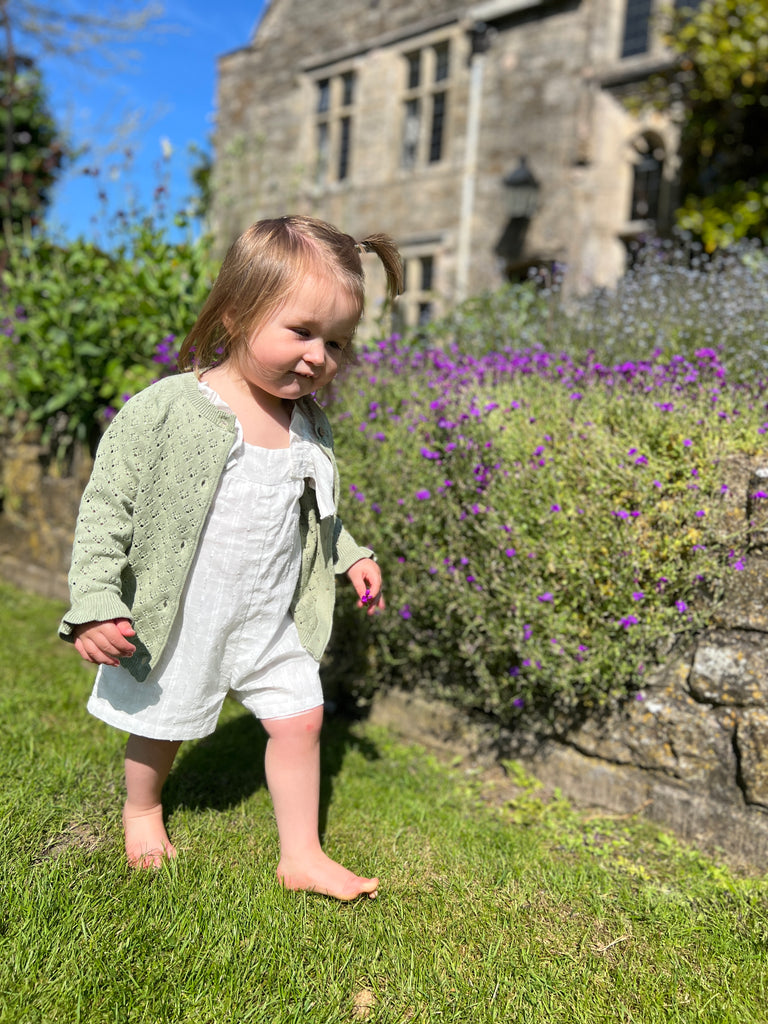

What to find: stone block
left=565, top=680, right=738, bottom=801
left=689, top=630, right=768, bottom=707
left=736, top=710, right=768, bottom=809
left=715, top=555, right=768, bottom=632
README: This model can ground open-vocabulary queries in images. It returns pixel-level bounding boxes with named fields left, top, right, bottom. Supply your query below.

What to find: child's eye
left=292, top=327, right=311, bottom=338
left=326, top=340, right=343, bottom=352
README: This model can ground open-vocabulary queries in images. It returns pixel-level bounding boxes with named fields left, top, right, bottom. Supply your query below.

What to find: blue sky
left=32, top=1, right=268, bottom=242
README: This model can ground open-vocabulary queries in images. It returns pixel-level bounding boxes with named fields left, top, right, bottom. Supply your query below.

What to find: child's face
left=239, top=275, right=360, bottom=403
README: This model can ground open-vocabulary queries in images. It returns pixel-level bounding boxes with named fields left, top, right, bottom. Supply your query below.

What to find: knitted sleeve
left=59, top=403, right=143, bottom=637
left=333, top=519, right=374, bottom=574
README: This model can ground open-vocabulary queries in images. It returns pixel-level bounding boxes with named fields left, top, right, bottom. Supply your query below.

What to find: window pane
left=621, top=0, right=652, bottom=58
left=429, top=91, right=446, bottom=163
left=338, top=116, right=351, bottom=180
left=418, top=301, right=433, bottom=325
left=434, top=42, right=450, bottom=82
left=342, top=71, right=355, bottom=107
left=420, top=255, right=434, bottom=291
left=406, top=51, right=421, bottom=90
left=317, top=78, right=330, bottom=113
left=631, top=153, right=662, bottom=220
left=316, top=121, right=329, bottom=183
left=402, top=98, right=421, bottom=168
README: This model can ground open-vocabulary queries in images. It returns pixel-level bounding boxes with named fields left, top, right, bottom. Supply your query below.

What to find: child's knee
left=263, top=705, right=323, bottom=742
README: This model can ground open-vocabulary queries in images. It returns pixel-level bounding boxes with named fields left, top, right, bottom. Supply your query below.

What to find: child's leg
left=262, top=706, right=379, bottom=900
left=123, top=734, right=182, bottom=869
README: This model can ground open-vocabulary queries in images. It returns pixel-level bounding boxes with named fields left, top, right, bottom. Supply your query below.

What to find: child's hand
left=72, top=618, right=136, bottom=666
left=346, top=558, right=384, bottom=615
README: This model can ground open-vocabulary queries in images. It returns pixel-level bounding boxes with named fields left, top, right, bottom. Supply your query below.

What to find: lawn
left=2, top=578, right=768, bottom=1023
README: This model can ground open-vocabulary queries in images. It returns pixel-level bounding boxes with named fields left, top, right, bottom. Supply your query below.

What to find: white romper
left=87, top=383, right=334, bottom=740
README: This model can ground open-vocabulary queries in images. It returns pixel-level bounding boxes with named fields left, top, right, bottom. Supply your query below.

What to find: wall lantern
left=502, top=157, right=540, bottom=220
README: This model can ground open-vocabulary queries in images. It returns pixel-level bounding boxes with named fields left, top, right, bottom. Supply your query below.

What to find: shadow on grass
left=162, top=703, right=380, bottom=838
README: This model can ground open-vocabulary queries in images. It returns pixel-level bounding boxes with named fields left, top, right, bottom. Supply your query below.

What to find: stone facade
left=212, top=0, right=680, bottom=324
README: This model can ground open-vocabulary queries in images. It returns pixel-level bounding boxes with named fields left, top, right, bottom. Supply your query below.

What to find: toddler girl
left=59, top=215, right=402, bottom=900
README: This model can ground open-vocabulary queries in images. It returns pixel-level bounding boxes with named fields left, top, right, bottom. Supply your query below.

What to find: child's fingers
left=74, top=635, right=120, bottom=666
left=73, top=620, right=136, bottom=664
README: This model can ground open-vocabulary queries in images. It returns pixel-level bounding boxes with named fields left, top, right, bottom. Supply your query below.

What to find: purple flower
left=632, top=591, right=644, bottom=601
left=675, top=600, right=688, bottom=613
left=415, top=489, right=431, bottom=500
left=620, top=615, right=639, bottom=629
left=537, top=592, right=554, bottom=603
left=400, top=605, right=412, bottom=620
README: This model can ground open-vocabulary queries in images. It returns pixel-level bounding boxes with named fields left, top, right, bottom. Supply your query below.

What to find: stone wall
left=3, top=437, right=768, bottom=869
left=0, top=428, right=89, bottom=603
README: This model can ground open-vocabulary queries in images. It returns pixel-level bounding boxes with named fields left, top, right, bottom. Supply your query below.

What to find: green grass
left=2, top=578, right=768, bottom=1023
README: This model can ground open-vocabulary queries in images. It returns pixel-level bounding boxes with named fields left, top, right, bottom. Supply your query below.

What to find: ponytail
left=357, top=234, right=403, bottom=303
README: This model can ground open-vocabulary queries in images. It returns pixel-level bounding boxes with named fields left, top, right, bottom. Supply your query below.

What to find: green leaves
left=0, top=222, right=217, bottom=459
left=0, top=55, right=70, bottom=229
left=640, top=0, right=768, bottom=250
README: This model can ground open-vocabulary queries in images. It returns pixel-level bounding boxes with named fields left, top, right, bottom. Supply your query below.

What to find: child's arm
left=72, top=618, right=137, bottom=666
left=59, top=401, right=141, bottom=643
left=346, top=557, right=384, bottom=615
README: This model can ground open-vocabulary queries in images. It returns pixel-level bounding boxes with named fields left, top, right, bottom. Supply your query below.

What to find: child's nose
left=304, top=339, right=325, bottom=364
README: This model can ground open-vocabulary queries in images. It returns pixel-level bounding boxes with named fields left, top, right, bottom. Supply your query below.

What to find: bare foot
left=277, top=851, right=379, bottom=901
left=123, top=802, right=177, bottom=869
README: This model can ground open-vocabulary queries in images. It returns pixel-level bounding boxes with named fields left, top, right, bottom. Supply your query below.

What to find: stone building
left=212, top=0, right=685, bottom=325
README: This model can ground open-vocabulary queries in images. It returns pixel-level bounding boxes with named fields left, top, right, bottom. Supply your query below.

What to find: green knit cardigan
left=59, top=372, right=372, bottom=679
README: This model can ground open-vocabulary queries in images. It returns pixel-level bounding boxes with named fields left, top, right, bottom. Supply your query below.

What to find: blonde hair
left=178, top=215, right=403, bottom=373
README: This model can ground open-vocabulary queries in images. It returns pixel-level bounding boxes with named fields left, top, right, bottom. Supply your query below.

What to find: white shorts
left=87, top=614, right=323, bottom=740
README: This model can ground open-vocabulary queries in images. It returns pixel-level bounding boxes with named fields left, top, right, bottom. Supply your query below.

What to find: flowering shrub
left=421, top=239, right=768, bottom=376
left=325, top=247, right=768, bottom=726
left=555, top=240, right=768, bottom=380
